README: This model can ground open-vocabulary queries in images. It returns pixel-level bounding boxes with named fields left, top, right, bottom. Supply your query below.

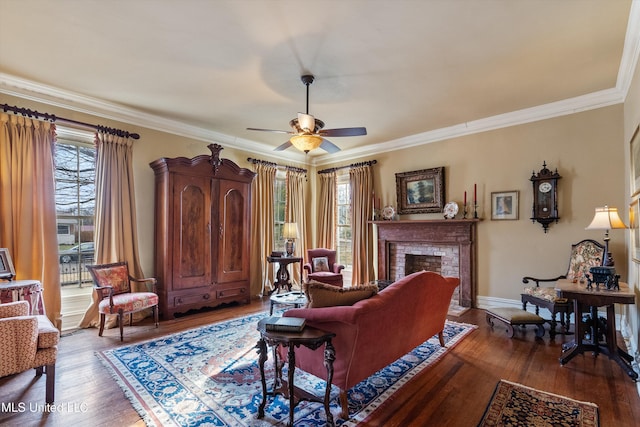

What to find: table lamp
left=585, top=205, right=627, bottom=266
left=282, top=222, right=299, bottom=257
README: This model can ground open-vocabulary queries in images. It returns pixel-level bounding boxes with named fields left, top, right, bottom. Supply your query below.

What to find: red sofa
left=282, top=270, right=459, bottom=418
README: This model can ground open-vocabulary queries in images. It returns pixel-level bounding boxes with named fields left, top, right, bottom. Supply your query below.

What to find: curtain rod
left=1, top=103, right=141, bottom=140
left=318, top=159, right=377, bottom=174
left=247, top=157, right=307, bottom=175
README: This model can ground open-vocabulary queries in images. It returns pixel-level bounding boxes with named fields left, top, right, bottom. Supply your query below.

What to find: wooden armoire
left=150, top=144, right=256, bottom=318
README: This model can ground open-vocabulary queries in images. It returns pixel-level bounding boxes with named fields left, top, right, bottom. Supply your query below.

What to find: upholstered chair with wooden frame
left=87, top=261, right=159, bottom=341
left=303, top=248, right=345, bottom=288
left=521, top=239, right=604, bottom=337
left=0, top=301, right=60, bottom=403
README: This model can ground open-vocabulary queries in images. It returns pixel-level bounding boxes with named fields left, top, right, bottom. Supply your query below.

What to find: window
left=273, top=172, right=287, bottom=253
left=336, top=172, right=352, bottom=271
left=55, top=131, right=96, bottom=286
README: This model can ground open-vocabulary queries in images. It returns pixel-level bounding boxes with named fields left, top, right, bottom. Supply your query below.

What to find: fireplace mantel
left=372, top=219, right=479, bottom=307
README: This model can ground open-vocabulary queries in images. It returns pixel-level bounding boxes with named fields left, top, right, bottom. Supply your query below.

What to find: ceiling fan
left=247, top=74, right=367, bottom=153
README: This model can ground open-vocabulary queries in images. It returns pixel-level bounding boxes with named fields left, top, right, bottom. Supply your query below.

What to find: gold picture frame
left=0, top=248, right=16, bottom=280
left=631, top=198, right=640, bottom=263
left=395, top=167, right=445, bottom=214
left=491, top=191, right=519, bottom=220
left=631, top=125, right=640, bottom=197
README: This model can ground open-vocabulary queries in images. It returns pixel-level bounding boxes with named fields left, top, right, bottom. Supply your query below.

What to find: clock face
left=539, top=181, right=553, bottom=193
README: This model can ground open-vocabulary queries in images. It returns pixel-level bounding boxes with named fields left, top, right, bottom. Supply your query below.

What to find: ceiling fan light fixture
left=290, top=134, right=323, bottom=153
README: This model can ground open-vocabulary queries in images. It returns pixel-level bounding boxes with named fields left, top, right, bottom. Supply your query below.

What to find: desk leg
left=287, top=343, right=296, bottom=427
left=323, top=340, right=336, bottom=427
left=256, top=338, right=268, bottom=419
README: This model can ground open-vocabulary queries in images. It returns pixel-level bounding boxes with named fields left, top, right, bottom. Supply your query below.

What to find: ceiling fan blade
left=320, top=139, right=341, bottom=153
left=274, top=141, right=293, bottom=151
left=247, top=127, right=292, bottom=135
left=297, top=113, right=316, bottom=132
left=319, top=127, right=367, bottom=137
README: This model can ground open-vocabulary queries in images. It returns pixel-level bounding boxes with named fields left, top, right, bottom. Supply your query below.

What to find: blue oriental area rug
left=97, top=312, right=476, bottom=426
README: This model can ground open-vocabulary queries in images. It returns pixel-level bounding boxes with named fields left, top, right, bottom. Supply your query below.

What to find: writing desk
left=555, top=279, right=637, bottom=380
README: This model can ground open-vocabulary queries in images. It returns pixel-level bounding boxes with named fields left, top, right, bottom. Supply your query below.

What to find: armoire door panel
left=173, top=174, right=212, bottom=289
left=218, top=180, right=250, bottom=283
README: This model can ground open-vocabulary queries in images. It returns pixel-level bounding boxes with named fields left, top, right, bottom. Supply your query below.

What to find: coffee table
left=269, top=291, right=307, bottom=315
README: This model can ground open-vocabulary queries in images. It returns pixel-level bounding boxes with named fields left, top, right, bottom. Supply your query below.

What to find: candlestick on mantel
left=464, top=191, right=467, bottom=206
left=474, top=184, right=477, bottom=203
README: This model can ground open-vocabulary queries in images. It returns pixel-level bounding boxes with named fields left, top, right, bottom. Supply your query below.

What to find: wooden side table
left=266, top=256, right=302, bottom=294
left=555, top=279, right=637, bottom=380
left=256, top=318, right=336, bottom=427
left=0, top=279, right=45, bottom=315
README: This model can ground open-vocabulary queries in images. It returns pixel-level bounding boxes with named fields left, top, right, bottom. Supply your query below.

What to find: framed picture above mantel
left=395, top=167, right=445, bottom=214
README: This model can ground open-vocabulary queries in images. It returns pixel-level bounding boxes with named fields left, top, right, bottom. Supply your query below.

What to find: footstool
left=486, top=307, right=545, bottom=338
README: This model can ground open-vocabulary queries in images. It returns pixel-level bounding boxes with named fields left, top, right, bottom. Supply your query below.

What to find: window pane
left=273, top=177, right=286, bottom=252
left=55, top=141, right=95, bottom=286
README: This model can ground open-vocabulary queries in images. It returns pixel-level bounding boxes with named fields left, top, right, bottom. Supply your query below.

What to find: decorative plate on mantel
left=382, top=205, right=396, bottom=220
left=444, top=201, right=459, bottom=219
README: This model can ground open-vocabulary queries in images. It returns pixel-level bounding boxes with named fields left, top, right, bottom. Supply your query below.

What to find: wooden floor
left=2, top=297, right=639, bottom=426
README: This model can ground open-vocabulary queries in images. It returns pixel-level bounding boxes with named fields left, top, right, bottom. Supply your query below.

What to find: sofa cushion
left=305, top=280, right=378, bottom=308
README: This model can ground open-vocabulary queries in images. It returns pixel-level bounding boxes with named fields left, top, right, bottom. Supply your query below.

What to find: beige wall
left=318, top=105, right=626, bottom=303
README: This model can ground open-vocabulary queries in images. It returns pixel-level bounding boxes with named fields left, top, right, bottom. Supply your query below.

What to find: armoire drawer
left=216, top=286, right=247, bottom=299
left=173, top=292, right=213, bottom=307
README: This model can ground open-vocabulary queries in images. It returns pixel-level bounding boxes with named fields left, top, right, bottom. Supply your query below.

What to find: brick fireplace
left=373, top=219, right=479, bottom=307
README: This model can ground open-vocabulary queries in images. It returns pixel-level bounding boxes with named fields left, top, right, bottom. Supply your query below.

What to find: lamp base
left=603, top=236, right=614, bottom=267
left=285, top=240, right=295, bottom=257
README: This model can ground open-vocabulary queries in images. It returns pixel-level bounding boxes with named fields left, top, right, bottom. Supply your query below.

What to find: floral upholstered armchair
left=521, top=239, right=604, bottom=337
left=0, top=300, right=59, bottom=403
left=87, top=261, right=159, bottom=341
left=303, top=248, right=345, bottom=287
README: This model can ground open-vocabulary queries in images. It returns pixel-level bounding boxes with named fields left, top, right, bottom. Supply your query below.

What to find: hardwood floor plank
left=1, top=299, right=639, bottom=426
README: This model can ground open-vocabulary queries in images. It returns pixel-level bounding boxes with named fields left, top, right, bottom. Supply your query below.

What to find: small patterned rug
left=97, top=311, right=476, bottom=426
left=478, top=380, right=599, bottom=427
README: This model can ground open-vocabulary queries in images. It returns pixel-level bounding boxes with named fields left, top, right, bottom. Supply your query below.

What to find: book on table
left=264, top=316, right=306, bottom=332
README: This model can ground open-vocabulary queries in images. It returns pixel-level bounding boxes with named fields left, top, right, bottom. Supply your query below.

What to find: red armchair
left=303, top=248, right=345, bottom=287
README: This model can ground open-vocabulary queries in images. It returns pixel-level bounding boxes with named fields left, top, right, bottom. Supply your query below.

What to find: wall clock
left=530, top=161, right=561, bottom=233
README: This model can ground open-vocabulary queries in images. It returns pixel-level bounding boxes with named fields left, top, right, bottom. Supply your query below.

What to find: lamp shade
left=282, top=222, right=299, bottom=239
left=585, top=206, right=627, bottom=230
left=290, top=134, right=323, bottom=152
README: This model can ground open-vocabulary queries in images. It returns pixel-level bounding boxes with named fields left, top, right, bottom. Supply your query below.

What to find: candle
left=474, top=184, right=477, bottom=204
left=464, top=191, right=467, bottom=206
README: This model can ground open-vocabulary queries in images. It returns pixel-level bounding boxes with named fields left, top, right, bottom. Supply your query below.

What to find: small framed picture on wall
left=491, top=191, right=519, bottom=220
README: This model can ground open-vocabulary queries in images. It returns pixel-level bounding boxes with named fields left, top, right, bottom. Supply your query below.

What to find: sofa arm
left=303, top=263, right=313, bottom=273
left=333, top=264, right=345, bottom=274
left=0, top=301, right=30, bottom=318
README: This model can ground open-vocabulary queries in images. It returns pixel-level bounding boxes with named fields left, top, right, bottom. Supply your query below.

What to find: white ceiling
left=1, top=0, right=638, bottom=164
